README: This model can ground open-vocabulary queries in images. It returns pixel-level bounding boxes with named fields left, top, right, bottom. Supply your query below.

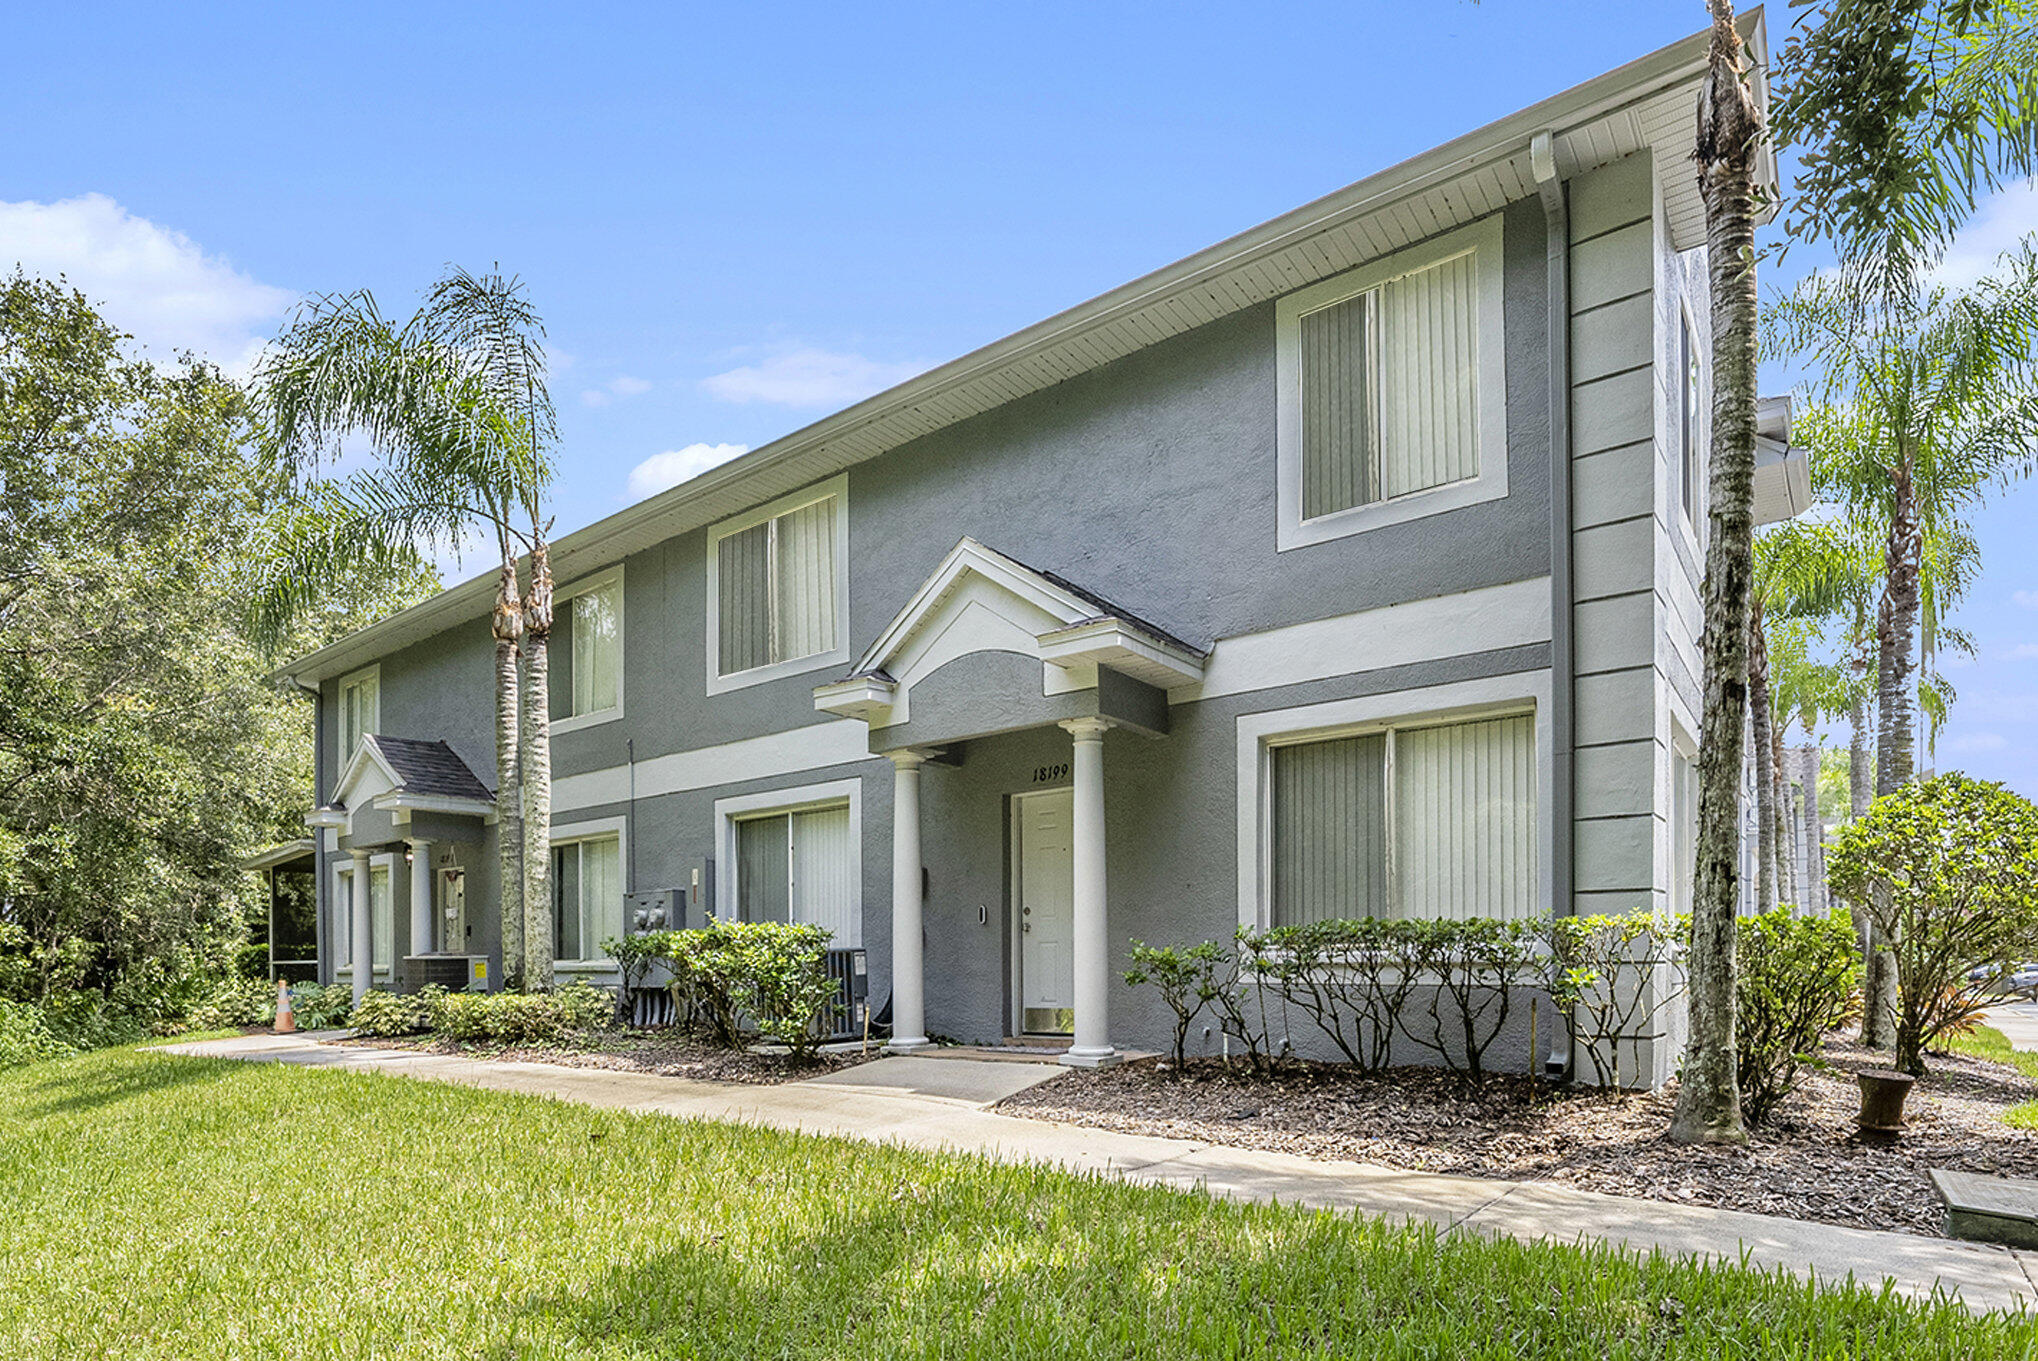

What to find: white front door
left=438, top=868, right=467, bottom=953
left=1016, top=788, right=1075, bottom=1035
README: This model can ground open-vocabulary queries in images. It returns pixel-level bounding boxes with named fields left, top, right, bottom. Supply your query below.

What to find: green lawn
left=1, top=1050, right=2032, bottom=1359
left=1947, top=1023, right=2038, bottom=1129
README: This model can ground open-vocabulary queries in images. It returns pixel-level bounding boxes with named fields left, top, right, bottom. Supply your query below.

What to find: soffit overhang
left=275, top=12, right=1774, bottom=687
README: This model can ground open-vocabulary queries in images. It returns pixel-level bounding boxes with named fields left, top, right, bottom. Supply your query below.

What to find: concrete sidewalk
left=160, top=1032, right=2038, bottom=1314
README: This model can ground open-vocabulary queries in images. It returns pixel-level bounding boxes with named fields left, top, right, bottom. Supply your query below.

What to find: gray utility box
left=626, top=888, right=688, bottom=933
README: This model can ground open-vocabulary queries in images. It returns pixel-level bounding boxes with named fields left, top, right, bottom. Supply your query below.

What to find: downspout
left=1532, top=131, right=1575, bottom=1079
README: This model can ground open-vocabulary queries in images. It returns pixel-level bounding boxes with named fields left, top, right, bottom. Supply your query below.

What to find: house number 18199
left=1031, top=763, right=1069, bottom=784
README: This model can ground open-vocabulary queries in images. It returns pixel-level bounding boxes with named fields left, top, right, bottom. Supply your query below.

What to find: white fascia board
left=370, top=791, right=499, bottom=822
left=331, top=741, right=402, bottom=807
left=812, top=675, right=898, bottom=722
left=304, top=808, right=347, bottom=830
left=1035, top=618, right=1206, bottom=688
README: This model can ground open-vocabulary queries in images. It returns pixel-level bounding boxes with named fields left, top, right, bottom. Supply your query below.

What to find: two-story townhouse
left=270, top=13, right=1808, bottom=1087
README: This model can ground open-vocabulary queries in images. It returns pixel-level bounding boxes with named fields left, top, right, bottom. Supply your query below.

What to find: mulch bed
left=331, top=1029, right=878, bottom=1085
left=998, top=1040, right=2038, bottom=1237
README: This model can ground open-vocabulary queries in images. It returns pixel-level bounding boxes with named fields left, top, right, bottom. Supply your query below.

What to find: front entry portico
left=816, top=538, right=1209, bottom=1069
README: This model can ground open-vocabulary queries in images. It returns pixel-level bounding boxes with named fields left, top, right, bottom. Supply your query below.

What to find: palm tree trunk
left=1875, top=456, right=1921, bottom=797
left=1862, top=455, right=1919, bottom=1047
left=492, top=550, right=526, bottom=992
left=521, top=536, right=556, bottom=992
left=1772, top=720, right=1796, bottom=911
left=1748, top=605, right=1778, bottom=912
left=1670, top=0, right=1759, bottom=1148
left=1801, top=745, right=1826, bottom=915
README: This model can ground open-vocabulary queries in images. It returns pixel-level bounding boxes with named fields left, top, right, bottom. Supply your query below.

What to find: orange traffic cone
left=274, top=978, right=295, bottom=1034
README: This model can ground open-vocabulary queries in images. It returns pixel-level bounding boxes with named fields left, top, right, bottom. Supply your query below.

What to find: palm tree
left=1671, top=0, right=1766, bottom=1148
left=1773, top=1, right=2038, bottom=304
left=248, top=268, right=557, bottom=992
left=1767, top=249, right=2038, bottom=807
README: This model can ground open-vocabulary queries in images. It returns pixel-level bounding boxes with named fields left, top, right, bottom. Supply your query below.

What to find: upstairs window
left=1276, top=217, right=1507, bottom=551
left=707, top=476, right=848, bottom=692
left=1300, top=250, right=1479, bottom=517
left=337, top=667, right=379, bottom=765
left=550, top=569, right=623, bottom=729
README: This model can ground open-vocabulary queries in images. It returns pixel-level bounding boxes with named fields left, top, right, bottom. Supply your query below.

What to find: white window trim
left=550, top=815, right=628, bottom=970
left=1672, top=300, right=1706, bottom=552
left=704, top=473, right=851, bottom=695
left=713, top=777, right=863, bottom=945
left=335, top=664, right=381, bottom=772
left=552, top=564, right=626, bottom=736
left=1274, top=216, right=1509, bottom=552
left=1235, top=672, right=1552, bottom=930
left=332, top=852, right=397, bottom=981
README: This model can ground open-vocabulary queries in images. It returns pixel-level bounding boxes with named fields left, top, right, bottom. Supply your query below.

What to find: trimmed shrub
left=1124, top=939, right=1228, bottom=1068
left=290, top=983, right=357, bottom=1031
left=424, top=983, right=615, bottom=1045
left=348, top=986, right=443, bottom=1037
left=1546, top=912, right=1687, bottom=1090
left=724, top=922, right=840, bottom=1059
left=1736, top=907, right=1861, bottom=1123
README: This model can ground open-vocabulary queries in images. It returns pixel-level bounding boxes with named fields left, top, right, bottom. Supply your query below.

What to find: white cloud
left=626, top=443, right=750, bottom=499
left=0, top=193, right=292, bottom=375
left=581, top=374, right=654, bottom=407
left=702, top=347, right=930, bottom=407
left=1945, top=731, right=2009, bottom=753
left=2010, top=643, right=2038, bottom=659
left=1933, top=182, right=2038, bottom=289
left=2015, top=589, right=2038, bottom=610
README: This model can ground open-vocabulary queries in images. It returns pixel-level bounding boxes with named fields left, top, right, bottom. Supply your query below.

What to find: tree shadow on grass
left=19, top=1053, right=234, bottom=1118
left=485, top=1197, right=1062, bottom=1361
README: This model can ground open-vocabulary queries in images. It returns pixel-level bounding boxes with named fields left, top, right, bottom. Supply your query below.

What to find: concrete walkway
left=1986, top=1001, right=2038, bottom=1054
left=161, top=1032, right=2038, bottom=1314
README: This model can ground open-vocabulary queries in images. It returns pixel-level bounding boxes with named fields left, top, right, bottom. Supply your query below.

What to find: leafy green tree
left=250, top=268, right=559, bottom=991
left=0, top=274, right=430, bottom=1025
left=1830, top=774, right=2038, bottom=1074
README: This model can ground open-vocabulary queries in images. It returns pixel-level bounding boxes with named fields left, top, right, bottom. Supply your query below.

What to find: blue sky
left=6, top=1, right=2034, bottom=794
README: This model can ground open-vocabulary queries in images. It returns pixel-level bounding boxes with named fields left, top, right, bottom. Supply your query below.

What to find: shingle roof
left=364, top=736, right=493, bottom=802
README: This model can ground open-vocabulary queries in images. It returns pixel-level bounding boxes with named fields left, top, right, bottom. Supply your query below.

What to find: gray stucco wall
left=303, top=183, right=1698, bottom=1071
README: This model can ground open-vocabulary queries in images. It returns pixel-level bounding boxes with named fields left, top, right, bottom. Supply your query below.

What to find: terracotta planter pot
left=1857, top=1067, right=1915, bottom=1133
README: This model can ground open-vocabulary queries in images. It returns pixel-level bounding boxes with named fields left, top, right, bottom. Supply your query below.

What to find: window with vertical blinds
left=1270, top=712, right=1535, bottom=926
left=569, top=578, right=621, bottom=717
left=338, top=669, right=378, bottom=763
left=1298, top=249, right=1480, bottom=520
left=715, top=494, right=839, bottom=678
left=552, top=836, right=621, bottom=964
left=735, top=803, right=856, bottom=945
left=1679, top=311, right=1703, bottom=528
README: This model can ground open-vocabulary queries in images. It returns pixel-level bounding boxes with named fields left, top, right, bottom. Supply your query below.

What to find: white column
left=349, top=849, right=373, bottom=1004
left=408, top=840, right=434, bottom=956
left=885, top=749, right=932, bottom=1053
left=1060, top=717, right=1120, bottom=1067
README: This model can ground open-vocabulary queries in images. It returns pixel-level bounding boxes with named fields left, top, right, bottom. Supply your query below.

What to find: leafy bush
left=1127, top=912, right=1682, bottom=1088
left=723, top=922, right=840, bottom=1059
left=1736, top=907, right=1861, bottom=1122
left=349, top=987, right=443, bottom=1037
left=187, top=976, right=276, bottom=1031
left=0, top=999, right=68, bottom=1068
left=1830, top=773, right=2038, bottom=1074
left=1124, top=940, right=1228, bottom=1068
left=1546, top=913, right=1687, bottom=1090
left=425, top=983, right=615, bottom=1045
left=626, top=920, right=840, bottom=1056
left=234, top=942, right=271, bottom=981
left=290, top=983, right=357, bottom=1031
